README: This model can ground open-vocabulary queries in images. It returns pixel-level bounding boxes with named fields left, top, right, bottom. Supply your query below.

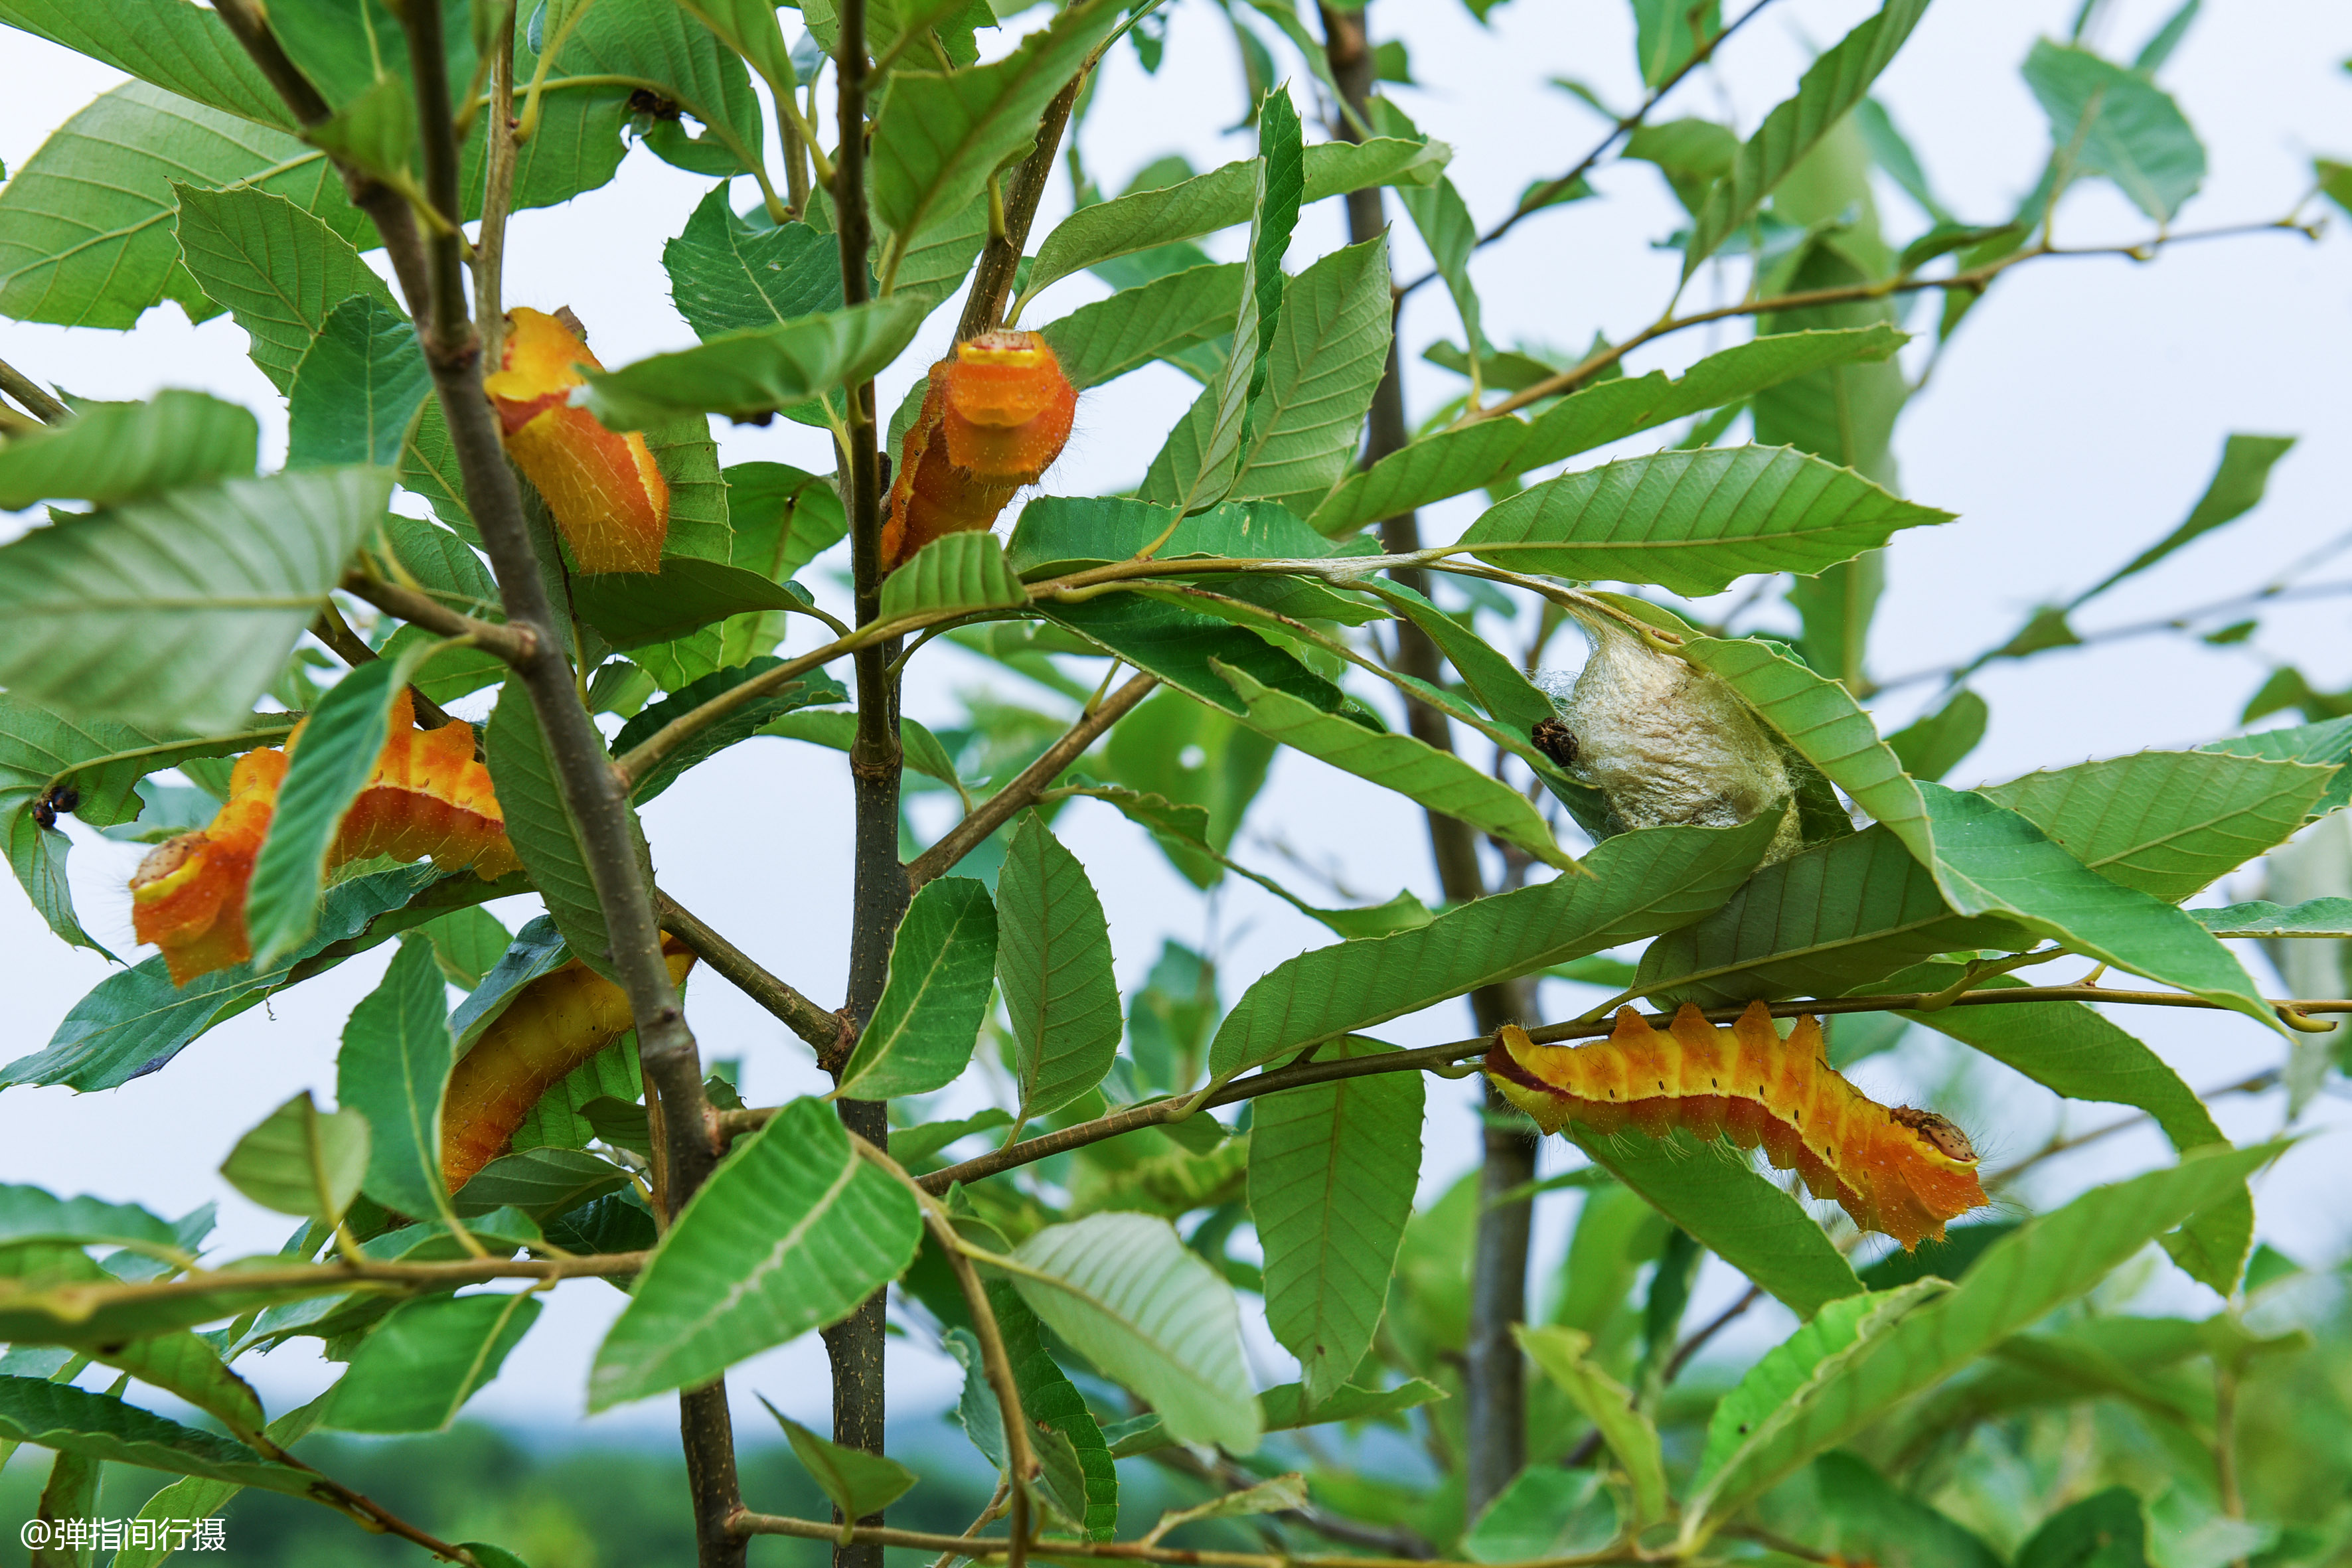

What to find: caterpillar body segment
left=881, top=330, right=1076, bottom=571
left=1486, top=1002, right=1986, bottom=1249
left=439, top=935, right=696, bottom=1193
left=483, top=306, right=670, bottom=574
left=129, top=694, right=518, bottom=986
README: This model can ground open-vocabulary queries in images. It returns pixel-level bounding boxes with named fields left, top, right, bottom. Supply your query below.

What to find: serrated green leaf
left=0, top=0, right=294, bottom=128
left=610, top=655, right=848, bottom=802
left=1007, top=1211, right=1260, bottom=1452
left=579, top=299, right=926, bottom=429
left=1684, top=0, right=1930, bottom=274
left=1249, top=1038, right=1421, bottom=1405
left=1464, top=1467, right=1618, bottom=1565
left=665, top=187, right=844, bottom=340
left=1518, top=1324, right=1668, bottom=1524
left=106, top=1395, right=327, bottom=1568
left=0, top=82, right=362, bottom=331
left=1212, top=657, right=1575, bottom=872
left=0, top=391, right=258, bottom=509
left=1105, top=1377, right=1445, bottom=1458
left=1684, top=1145, right=2276, bottom=1539
left=286, top=294, right=430, bottom=469
left=1038, top=263, right=1243, bottom=390
left=0, top=1377, right=315, bottom=1496
left=487, top=676, right=655, bottom=983
left=335, top=938, right=459, bottom=1223
left=0, top=465, right=392, bottom=733
left=1310, top=327, right=1905, bottom=536
left=218, top=1092, right=370, bottom=1222
left=1006, top=495, right=1335, bottom=577
left=571, top=559, right=812, bottom=651
left=173, top=185, right=394, bottom=390
left=415, top=903, right=512, bottom=989
left=1211, top=815, right=1781, bottom=1080
left=0, top=1189, right=179, bottom=1254
left=2078, top=435, right=2295, bottom=604
left=2021, top=40, right=2205, bottom=222
left=2, top=864, right=442, bottom=1091
left=1566, top=1127, right=1866, bottom=1320
left=90, top=1331, right=266, bottom=1445
left=998, top=816, right=1121, bottom=1122
left=324, top=1291, right=542, bottom=1433
left=878, top=531, right=1030, bottom=621
left=766, top=1401, right=920, bottom=1519
left=835, top=878, right=998, bottom=1100
left=449, top=1148, right=632, bottom=1219
left=1886, top=688, right=1987, bottom=783
left=591, top=1097, right=922, bottom=1409
left=1042, top=595, right=1340, bottom=716
left=868, top=0, right=1124, bottom=263
left=2197, top=898, right=2352, bottom=938
left=1462, top=447, right=1950, bottom=595
left=1227, top=237, right=1390, bottom=509
left=1982, top=751, right=2329, bottom=903
left=1024, top=137, right=1446, bottom=301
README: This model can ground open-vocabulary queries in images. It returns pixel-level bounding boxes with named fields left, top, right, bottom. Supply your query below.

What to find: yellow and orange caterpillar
left=440, top=935, right=696, bottom=1193
left=484, top=306, right=670, bottom=574
left=882, top=329, right=1076, bottom=571
left=1486, top=1002, right=1987, bottom=1249
left=129, top=693, right=520, bottom=985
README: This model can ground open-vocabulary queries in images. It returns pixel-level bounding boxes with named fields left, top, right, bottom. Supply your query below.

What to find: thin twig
left=340, top=570, right=537, bottom=663
left=905, top=672, right=1160, bottom=889
left=309, top=605, right=461, bottom=730
left=1984, top=1069, right=2281, bottom=1192
left=0, top=356, right=68, bottom=423
left=1662, top=1285, right=1763, bottom=1384
left=655, top=888, right=844, bottom=1054
left=473, top=11, right=518, bottom=368
left=956, top=63, right=1094, bottom=339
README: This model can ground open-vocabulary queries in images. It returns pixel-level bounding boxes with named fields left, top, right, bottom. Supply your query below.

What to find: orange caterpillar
left=882, top=330, right=1076, bottom=570
left=1487, top=1002, right=1986, bottom=1249
left=129, top=693, right=520, bottom=985
left=483, top=306, right=670, bottom=574
left=440, top=935, right=695, bottom=1192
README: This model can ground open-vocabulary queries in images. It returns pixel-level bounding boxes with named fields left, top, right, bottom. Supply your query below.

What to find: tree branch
left=655, top=888, right=844, bottom=1054
left=905, top=672, right=1160, bottom=890
left=339, top=570, right=538, bottom=661
left=309, top=604, right=461, bottom=730
left=955, top=67, right=1091, bottom=340
left=0, top=356, right=68, bottom=424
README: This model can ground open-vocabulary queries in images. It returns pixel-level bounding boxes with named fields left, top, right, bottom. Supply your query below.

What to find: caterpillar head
left=1535, top=616, right=1799, bottom=860
left=1890, top=1105, right=1979, bottom=1164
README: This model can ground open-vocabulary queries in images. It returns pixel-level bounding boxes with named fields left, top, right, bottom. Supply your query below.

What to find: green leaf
left=0, top=1189, right=179, bottom=1254
left=868, top=0, right=1125, bottom=262
left=1212, top=658, right=1575, bottom=872
left=173, top=185, right=394, bottom=390
left=725, top=461, right=848, bottom=581
left=0, top=1377, right=315, bottom=1496
left=984, top=1280, right=1119, bottom=1535
left=834, top=878, right=1000, bottom=1101
left=665, top=188, right=844, bottom=339
left=1982, top=750, right=2329, bottom=903
left=2197, top=898, right=2352, bottom=938
left=1885, top=688, right=1987, bottom=783
left=1146, top=1474, right=1308, bottom=1538
left=449, top=916, right=572, bottom=1046
left=1024, top=137, right=1445, bottom=301
left=1006, top=494, right=1336, bottom=578
left=0, top=699, right=295, bottom=955
left=218, top=1092, right=370, bottom=1222
left=1310, top=327, right=1906, bottom=536
left=1683, top=1145, right=2278, bottom=1538
left=1568, top=1127, right=1866, bottom=1320
left=1249, top=1039, right=1421, bottom=1405
left=286, top=294, right=430, bottom=469
left=1678, top=634, right=1934, bottom=862
left=878, top=532, right=1030, bottom=622
left=1106, top=1377, right=1445, bottom=1459
left=335, top=939, right=459, bottom=1223
left=1462, top=447, right=1950, bottom=596
left=1695, top=1283, right=1942, bottom=1486
left=591, top=1097, right=922, bottom=1409
left=1042, top=596, right=1340, bottom=716
left=0, top=0, right=295, bottom=128
left=323, top=1291, right=542, bottom=1433
left=487, top=676, right=655, bottom=983
left=1210, top=815, right=1782, bottom=1080
left=449, top=1148, right=632, bottom=1220
left=0, top=391, right=258, bottom=509
left=1007, top=1211, right=1260, bottom=1452
left=107, top=1395, right=330, bottom=1568
left=244, top=649, right=437, bottom=968
left=611, top=655, right=848, bottom=802
left=2021, top=40, right=2205, bottom=222
left=998, top=816, right=1121, bottom=1123
left=0, top=82, right=362, bottom=331
left=1921, top=782, right=2284, bottom=1034
left=578, top=299, right=927, bottom=429
left=1684, top=0, right=1929, bottom=273
left=765, top=1402, right=920, bottom=1519
left=0, top=465, right=392, bottom=733
left=1227, top=238, right=1391, bottom=509
left=1518, top=1324, right=1668, bottom=1524
left=2077, top=434, right=2295, bottom=603
left=571, top=559, right=811, bottom=651
left=416, top=903, right=513, bottom=989
left=1038, top=263, right=1244, bottom=391
left=3, top=864, right=445, bottom=1091
left=1464, top=1468, right=1618, bottom=1565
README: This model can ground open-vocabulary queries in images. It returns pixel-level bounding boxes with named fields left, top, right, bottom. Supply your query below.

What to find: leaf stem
left=0, top=356, right=68, bottom=423
left=655, top=888, right=844, bottom=1054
